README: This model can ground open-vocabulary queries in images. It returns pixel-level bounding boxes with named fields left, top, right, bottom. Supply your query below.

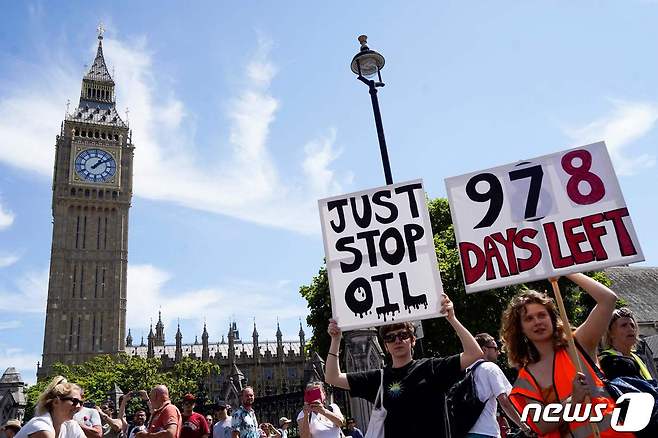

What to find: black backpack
left=446, top=359, right=486, bottom=438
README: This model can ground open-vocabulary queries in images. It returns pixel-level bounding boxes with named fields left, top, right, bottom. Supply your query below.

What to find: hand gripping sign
left=319, top=180, right=444, bottom=330
left=445, top=142, right=644, bottom=293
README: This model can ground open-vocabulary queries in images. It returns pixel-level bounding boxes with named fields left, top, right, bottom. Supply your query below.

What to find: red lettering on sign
left=563, top=218, right=595, bottom=265
left=484, top=235, right=509, bottom=280
left=492, top=229, right=520, bottom=276
left=515, top=228, right=542, bottom=272
left=604, top=208, right=637, bottom=256
left=581, top=213, right=608, bottom=261
left=459, top=242, right=485, bottom=285
left=543, top=222, right=574, bottom=269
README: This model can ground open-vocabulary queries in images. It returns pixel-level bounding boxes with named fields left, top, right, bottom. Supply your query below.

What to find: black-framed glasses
left=485, top=344, right=499, bottom=351
left=60, top=396, right=83, bottom=407
left=382, top=331, right=412, bottom=343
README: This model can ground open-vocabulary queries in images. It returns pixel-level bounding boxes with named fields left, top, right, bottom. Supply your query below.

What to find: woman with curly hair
left=15, top=376, right=86, bottom=438
left=500, top=273, right=624, bottom=438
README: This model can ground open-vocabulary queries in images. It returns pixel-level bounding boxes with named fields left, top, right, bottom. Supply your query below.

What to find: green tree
left=25, top=355, right=219, bottom=421
left=300, top=196, right=610, bottom=364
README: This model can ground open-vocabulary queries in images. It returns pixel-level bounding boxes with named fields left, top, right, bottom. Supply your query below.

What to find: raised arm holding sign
left=319, top=179, right=483, bottom=437
left=318, top=179, right=446, bottom=330
left=447, top=141, right=647, bottom=437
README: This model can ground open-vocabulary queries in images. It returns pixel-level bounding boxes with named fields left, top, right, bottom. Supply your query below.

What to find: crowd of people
left=326, top=273, right=657, bottom=437
left=2, top=378, right=367, bottom=438
left=2, top=273, right=656, bottom=438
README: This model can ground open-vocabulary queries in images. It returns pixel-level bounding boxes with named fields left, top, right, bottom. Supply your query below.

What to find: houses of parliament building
left=36, top=28, right=328, bottom=420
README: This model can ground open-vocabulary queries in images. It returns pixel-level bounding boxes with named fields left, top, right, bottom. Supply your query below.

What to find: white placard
left=319, top=179, right=444, bottom=330
left=445, top=142, right=644, bottom=293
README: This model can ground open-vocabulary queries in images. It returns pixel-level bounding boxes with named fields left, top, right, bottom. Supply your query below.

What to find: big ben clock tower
left=39, top=27, right=133, bottom=376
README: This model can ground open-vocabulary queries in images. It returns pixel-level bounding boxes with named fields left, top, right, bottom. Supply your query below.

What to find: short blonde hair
left=604, top=307, right=639, bottom=349
left=36, top=376, right=82, bottom=415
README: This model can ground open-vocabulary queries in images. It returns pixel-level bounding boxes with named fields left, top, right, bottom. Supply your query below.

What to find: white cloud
left=564, top=100, right=658, bottom=176
left=0, top=346, right=40, bottom=385
left=0, top=253, right=20, bottom=268
left=127, top=264, right=308, bottom=340
left=0, top=199, right=15, bottom=230
left=0, top=268, right=48, bottom=313
left=0, top=320, right=21, bottom=330
left=0, top=34, right=349, bottom=235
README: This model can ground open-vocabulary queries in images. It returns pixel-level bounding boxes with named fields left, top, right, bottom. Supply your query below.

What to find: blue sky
left=1, top=1, right=657, bottom=384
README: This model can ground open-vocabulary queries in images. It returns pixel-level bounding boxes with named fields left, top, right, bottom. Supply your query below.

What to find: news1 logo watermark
left=520, top=393, right=654, bottom=432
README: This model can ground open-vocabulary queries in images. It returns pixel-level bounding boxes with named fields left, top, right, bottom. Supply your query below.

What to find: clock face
left=74, top=148, right=117, bottom=183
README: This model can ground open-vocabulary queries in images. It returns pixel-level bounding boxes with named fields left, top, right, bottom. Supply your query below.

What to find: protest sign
left=319, top=179, right=444, bottom=330
left=445, top=141, right=644, bottom=293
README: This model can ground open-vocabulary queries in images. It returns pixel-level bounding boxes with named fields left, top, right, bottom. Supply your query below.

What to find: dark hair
left=474, top=333, right=495, bottom=349
left=378, top=322, right=415, bottom=338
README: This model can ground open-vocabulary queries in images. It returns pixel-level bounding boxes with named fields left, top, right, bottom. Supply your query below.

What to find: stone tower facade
left=39, top=29, right=133, bottom=376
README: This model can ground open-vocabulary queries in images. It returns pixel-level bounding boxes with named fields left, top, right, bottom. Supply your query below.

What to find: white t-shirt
left=73, top=408, right=102, bottom=429
left=16, top=412, right=86, bottom=438
left=468, top=361, right=512, bottom=437
left=296, top=404, right=342, bottom=438
left=211, top=418, right=232, bottom=438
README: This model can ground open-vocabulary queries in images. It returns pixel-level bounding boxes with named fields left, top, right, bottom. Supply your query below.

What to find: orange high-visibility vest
left=509, top=347, right=634, bottom=438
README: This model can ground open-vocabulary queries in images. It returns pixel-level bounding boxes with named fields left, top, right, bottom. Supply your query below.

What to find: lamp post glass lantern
left=349, top=36, right=425, bottom=357
left=350, top=35, right=392, bottom=185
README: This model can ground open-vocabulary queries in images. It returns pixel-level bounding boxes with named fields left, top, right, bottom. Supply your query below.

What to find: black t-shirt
left=599, top=352, right=644, bottom=381
left=346, top=355, right=462, bottom=438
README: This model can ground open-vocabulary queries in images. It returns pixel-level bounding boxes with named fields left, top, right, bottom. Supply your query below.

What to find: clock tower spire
left=39, top=28, right=134, bottom=376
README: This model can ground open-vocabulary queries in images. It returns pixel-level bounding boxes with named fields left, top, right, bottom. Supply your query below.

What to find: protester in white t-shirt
left=211, top=402, right=232, bottom=438
left=469, top=333, right=532, bottom=437
left=297, top=382, right=343, bottom=438
left=72, top=405, right=101, bottom=438
left=15, top=376, right=86, bottom=438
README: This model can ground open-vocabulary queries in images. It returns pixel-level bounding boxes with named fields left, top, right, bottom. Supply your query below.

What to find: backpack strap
left=468, top=359, right=486, bottom=373
left=373, top=369, right=384, bottom=409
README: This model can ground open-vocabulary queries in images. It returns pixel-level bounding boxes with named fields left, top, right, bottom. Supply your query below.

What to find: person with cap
left=211, top=401, right=231, bottom=438
left=275, top=418, right=291, bottom=438
left=1, top=419, right=21, bottom=438
left=179, top=394, right=209, bottom=438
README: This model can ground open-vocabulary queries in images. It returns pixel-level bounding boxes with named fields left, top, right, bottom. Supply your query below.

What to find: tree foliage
left=299, top=196, right=610, bottom=366
left=25, top=355, right=219, bottom=420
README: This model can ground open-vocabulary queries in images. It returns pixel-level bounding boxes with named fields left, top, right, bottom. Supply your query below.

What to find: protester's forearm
left=447, top=316, right=483, bottom=368
left=322, top=409, right=344, bottom=428
left=80, top=425, right=102, bottom=438
left=498, top=394, right=525, bottom=428
left=324, top=338, right=340, bottom=386
left=146, top=429, right=175, bottom=438
left=298, top=417, right=311, bottom=438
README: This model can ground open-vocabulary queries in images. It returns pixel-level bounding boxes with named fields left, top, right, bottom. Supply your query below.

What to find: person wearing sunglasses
left=14, top=376, right=86, bottom=438
left=325, top=293, right=483, bottom=438
left=466, top=333, right=532, bottom=438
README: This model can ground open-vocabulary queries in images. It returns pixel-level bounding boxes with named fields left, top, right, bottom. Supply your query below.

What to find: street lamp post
left=351, top=35, right=393, bottom=185
left=349, top=35, right=426, bottom=361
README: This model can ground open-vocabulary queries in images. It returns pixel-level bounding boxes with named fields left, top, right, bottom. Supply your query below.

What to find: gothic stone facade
left=39, top=32, right=132, bottom=377
left=124, top=317, right=327, bottom=425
